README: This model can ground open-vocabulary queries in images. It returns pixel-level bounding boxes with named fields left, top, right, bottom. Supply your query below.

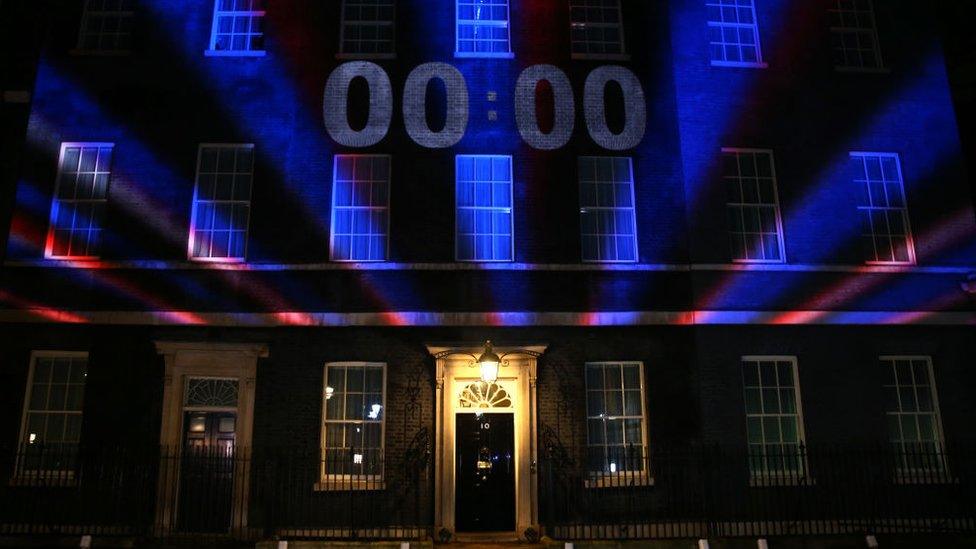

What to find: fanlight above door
left=459, top=381, right=513, bottom=409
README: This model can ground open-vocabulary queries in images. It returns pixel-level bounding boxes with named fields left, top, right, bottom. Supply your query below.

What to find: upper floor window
left=742, top=356, right=807, bottom=482
left=828, top=0, right=884, bottom=71
left=569, top=0, right=626, bottom=60
left=722, top=148, right=785, bottom=263
left=207, top=0, right=266, bottom=56
left=882, top=356, right=947, bottom=476
left=456, top=0, right=513, bottom=58
left=585, top=362, right=649, bottom=485
left=321, top=362, right=386, bottom=489
left=578, top=156, right=638, bottom=263
left=339, top=0, right=396, bottom=58
left=76, top=0, right=134, bottom=53
left=46, top=143, right=113, bottom=260
left=456, top=155, right=513, bottom=262
left=188, top=144, right=254, bottom=262
left=706, top=0, right=766, bottom=68
left=18, top=352, right=88, bottom=478
left=331, top=155, right=390, bottom=262
left=851, top=152, right=914, bottom=264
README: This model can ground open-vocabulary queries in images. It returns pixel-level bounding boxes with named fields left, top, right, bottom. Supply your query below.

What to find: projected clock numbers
left=323, top=62, right=647, bottom=151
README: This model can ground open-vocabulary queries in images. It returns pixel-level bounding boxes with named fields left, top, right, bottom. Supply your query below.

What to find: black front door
left=177, top=411, right=236, bottom=532
left=455, top=412, right=515, bottom=532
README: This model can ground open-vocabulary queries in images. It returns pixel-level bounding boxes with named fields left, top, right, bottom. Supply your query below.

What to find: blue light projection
left=0, top=0, right=974, bottom=327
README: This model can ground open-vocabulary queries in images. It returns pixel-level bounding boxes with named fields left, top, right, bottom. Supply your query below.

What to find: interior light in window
left=609, top=462, right=617, bottom=473
left=353, top=453, right=363, bottom=464
left=325, top=386, right=334, bottom=400
left=368, top=404, right=382, bottom=419
left=28, top=433, right=37, bottom=444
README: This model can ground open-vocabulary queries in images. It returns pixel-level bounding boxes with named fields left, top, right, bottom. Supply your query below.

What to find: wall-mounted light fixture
left=435, top=340, right=542, bottom=383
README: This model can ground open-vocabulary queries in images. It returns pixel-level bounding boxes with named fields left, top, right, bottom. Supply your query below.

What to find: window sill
left=454, top=52, right=515, bottom=59
left=188, top=256, right=247, bottom=264
left=732, top=258, right=786, bottom=265
left=571, top=53, right=631, bottom=62
left=834, top=66, right=890, bottom=75
left=336, top=53, right=396, bottom=60
left=893, top=473, right=958, bottom=485
left=749, top=475, right=816, bottom=487
left=711, top=60, right=768, bottom=69
left=315, top=479, right=386, bottom=492
left=585, top=474, right=654, bottom=488
left=9, top=472, right=78, bottom=487
left=865, top=260, right=915, bottom=267
left=204, top=50, right=267, bottom=57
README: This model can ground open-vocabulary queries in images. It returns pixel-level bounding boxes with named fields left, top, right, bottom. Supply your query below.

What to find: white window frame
left=330, top=154, right=392, bottom=263
left=319, top=362, right=387, bottom=490
left=16, top=351, right=90, bottom=481
left=74, top=0, right=135, bottom=55
left=205, top=0, right=267, bottom=57
left=338, top=0, right=397, bottom=60
left=880, top=355, right=949, bottom=479
left=45, top=142, right=114, bottom=260
left=741, top=355, right=809, bottom=485
left=828, top=0, right=885, bottom=73
left=455, top=0, right=515, bottom=59
left=578, top=156, right=639, bottom=264
left=187, top=143, right=255, bottom=263
left=721, top=147, right=787, bottom=264
left=706, top=0, right=767, bottom=69
left=455, top=154, right=515, bottom=262
left=568, top=0, right=629, bottom=61
left=584, top=361, right=652, bottom=488
left=850, top=151, right=916, bottom=265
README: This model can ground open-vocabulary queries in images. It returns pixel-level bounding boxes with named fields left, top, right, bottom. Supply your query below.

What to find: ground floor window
left=17, top=352, right=88, bottom=478
left=584, top=362, right=648, bottom=481
left=741, top=356, right=807, bottom=480
left=882, top=356, right=946, bottom=475
left=321, top=362, right=386, bottom=487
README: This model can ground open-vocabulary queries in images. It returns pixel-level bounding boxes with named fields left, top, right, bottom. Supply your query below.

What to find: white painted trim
left=429, top=343, right=545, bottom=537
left=0, top=310, right=973, bottom=326
left=3, top=259, right=972, bottom=274
left=17, top=351, right=90, bottom=460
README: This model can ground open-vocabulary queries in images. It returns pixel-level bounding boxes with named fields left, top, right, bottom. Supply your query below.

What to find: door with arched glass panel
left=177, top=377, right=238, bottom=533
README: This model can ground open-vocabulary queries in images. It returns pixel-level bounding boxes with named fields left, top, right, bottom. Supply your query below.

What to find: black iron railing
left=539, top=441, right=976, bottom=539
left=0, top=438, right=432, bottom=542
left=1, top=438, right=974, bottom=542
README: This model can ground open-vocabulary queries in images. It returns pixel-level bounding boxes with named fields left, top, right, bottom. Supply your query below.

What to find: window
left=340, top=0, right=395, bottom=58
left=76, top=0, right=134, bottom=53
left=851, top=152, right=914, bottom=264
left=321, top=363, right=386, bottom=487
left=742, top=357, right=807, bottom=480
left=585, top=362, right=648, bottom=483
left=578, top=156, right=638, bottom=262
left=569, top=0, right=626, bottom=59
left=330, top=155, right=390, bottom=262
left=207, top=0, right=265, bottom=56
left=188, top=144, right=254, bottom=262
left=17, top=352, right=88, bottom=477
left=722, top=148, right=785, bottom=263
left=46, top=143, right=113, bottom=259
left=456, top=0, right=513, bottom=58
left=456, top=155, right=513, bottom=261
left=706, top=0, right=765, bottom=67
left=882, top=356, right=946, bottom=475
left=828, top=0, right=883, bottom=71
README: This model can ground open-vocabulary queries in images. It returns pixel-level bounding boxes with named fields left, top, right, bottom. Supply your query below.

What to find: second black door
left=455, top=412, right=515, bottom=532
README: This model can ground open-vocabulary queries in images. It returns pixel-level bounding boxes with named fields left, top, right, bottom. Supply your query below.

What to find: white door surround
left=426, top=343, right=547, bottom=540
left=153, top=341, right=268, bottom=534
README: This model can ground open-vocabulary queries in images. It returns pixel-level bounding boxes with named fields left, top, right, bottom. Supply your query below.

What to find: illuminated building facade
left=1, top=0, right=975, bottom=543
